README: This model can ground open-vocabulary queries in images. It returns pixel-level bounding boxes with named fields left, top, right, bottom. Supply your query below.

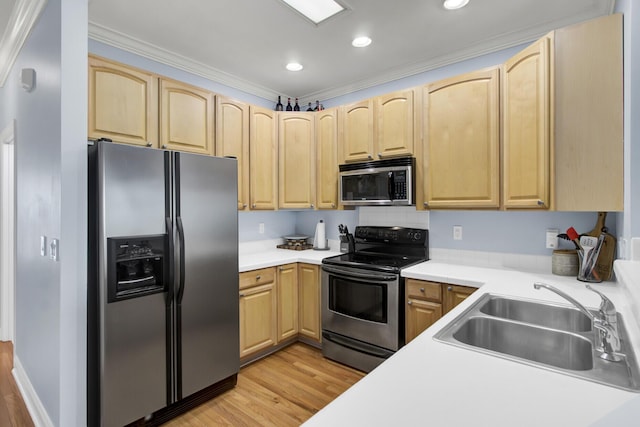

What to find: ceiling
left=3, top=0, right=616, bottom=102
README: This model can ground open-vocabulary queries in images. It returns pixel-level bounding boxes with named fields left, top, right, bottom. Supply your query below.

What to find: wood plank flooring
left=0, top=341, right=362, bottom=427
left=0, top=341, right=34, bottom=427
left=165, top=343, right=365, bottom=426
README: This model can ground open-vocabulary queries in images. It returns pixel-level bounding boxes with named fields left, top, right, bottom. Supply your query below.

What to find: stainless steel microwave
left=339, top=157, right=415, bottom=206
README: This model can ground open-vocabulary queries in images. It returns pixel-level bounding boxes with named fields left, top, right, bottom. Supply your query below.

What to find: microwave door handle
left=388, top=171, right=394, bottom=201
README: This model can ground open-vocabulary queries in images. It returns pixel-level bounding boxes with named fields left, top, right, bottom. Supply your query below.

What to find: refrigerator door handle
left=176, top=216, right=186, bottom=304
left=165, top=217, right=175, bottom=304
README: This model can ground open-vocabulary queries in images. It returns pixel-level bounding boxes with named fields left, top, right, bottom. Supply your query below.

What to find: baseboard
left=12, top=355, right=54, bottom=427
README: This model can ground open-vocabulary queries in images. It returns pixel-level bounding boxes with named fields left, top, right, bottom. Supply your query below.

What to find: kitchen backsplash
left=358, top=206, right=429, bottom=229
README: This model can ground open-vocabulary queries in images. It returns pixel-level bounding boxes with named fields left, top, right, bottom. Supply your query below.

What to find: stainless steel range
left=321, top=226, right=428, bottom=372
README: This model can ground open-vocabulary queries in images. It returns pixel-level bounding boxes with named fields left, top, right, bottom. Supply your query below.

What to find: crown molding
left=88, top=22, right=280, bottom=101
left=0, top=0, right=48, bottom=87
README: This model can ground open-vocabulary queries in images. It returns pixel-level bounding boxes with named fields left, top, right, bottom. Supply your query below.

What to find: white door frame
left=0, top=119, right=16, bottom=342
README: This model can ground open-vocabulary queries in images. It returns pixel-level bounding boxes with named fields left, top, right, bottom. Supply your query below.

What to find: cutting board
left=583, top=212, right=616, bottom=281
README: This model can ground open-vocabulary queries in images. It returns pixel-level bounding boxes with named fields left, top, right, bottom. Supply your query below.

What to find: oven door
left=321, top=264, right=401, bottom=351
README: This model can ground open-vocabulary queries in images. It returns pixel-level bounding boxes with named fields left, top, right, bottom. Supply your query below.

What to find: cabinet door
left=298, top=263, right=321, bottom=341
left=424, top=68, right=500, bottom=209
left=375, top=89, right=416, bottom=159
left=239, top=282, right=277, bottom=358
left=277, top=264, right=299, bottom=342
left=554, top=14, right=623, bottom=211
left=160, top=78, right=214, bottom=155
left=341, top=99, right=374, bottom=162
left=316, top=108, right=339, bottom=209
left=503, top=35, right=552, bottom=209
left=88, top=55, right=158, bottom=147
left=443, top=285, right=476, bottom=313
left=278, top=113, right=316, bottom=209
left=406, top=298, right=442, bottom=344
left=249, top=106, right=278, bottom=210
left=216, top=97, right=249, bottom=210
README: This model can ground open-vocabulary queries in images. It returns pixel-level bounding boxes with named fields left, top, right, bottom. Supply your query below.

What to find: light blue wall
left=294, top=210, right=358, bottom=242
left=0, top=0, right=87, bottom=425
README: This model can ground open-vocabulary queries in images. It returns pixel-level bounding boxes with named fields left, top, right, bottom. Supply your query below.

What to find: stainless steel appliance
left=339, top=157, right=415, bottom=206
left=88, top=141, right=239, bottom=427
left=321, top=226, right=428, bottom=372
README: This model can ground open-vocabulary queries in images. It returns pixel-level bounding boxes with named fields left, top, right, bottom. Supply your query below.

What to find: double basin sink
left=433, top=293, right=640, bottom=392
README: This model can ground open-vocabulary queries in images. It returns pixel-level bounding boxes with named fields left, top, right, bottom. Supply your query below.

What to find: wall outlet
left=259, top=223, right=265, bottom=234
left=453, top=225, right=462, bottom=240
left=546, top=228, right=559, bottom=249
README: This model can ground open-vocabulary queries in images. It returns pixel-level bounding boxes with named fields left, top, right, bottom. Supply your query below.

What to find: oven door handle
left=322, top=265, right=397, bottom=282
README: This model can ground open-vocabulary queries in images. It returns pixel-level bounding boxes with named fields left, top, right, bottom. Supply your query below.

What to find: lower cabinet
left=240, top=262, right=321, bottom=361
left=405, top=279, right=476, bottom=344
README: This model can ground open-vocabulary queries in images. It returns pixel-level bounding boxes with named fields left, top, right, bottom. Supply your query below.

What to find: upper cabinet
left=316, top=108, right=339, bottom=209
left=216, top=96, right=250, bottom=210
left=88, top=55, right=158, bottom=147
left=278, top=112, right=316, bottom=209
left=553, top=13, right=623, bottom=211
left=249, top=106, right=278, bottom=210
left=502, top=34, right=552, bottom=209
left=375, top=89, right=418, bottom=159
left=340, top=99, right=375, bottom=162
left=422, top=68, right=500, bottom=209
left=160, top=78, right=215, bottom=155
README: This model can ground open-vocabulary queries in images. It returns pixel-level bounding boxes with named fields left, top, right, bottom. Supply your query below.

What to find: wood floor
left=0, top=341, right=34, bottom=427
left=165, top=343, right=365, bottom=426
left=0, top=342, right=362, bottom=427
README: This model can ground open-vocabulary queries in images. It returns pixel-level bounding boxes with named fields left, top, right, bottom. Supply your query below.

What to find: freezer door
left=97, top=142, right=168, bottom=426
left=174, top=152, right=239, bottom=399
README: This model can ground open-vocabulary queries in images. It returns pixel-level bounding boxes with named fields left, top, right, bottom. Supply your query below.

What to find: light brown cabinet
left=276, top=264, right=299, bottom=341
left=88, top=55, right=159, bottom=147
left=159, top=78, right=215, bottom=155
left=405, top=279, right=476, bottom=343
left=341, top=98, right=375, bottom=162
left=315, top=108, right=339, bottom=209
left=216, top=96, right=249, bottom=210
left=278, top=113, right=316, bottom=209
left=298, top=263, right=321, bottom=342
left=502, top=34, right=552, bottom=209
left=239, top=268, right=277, bottom=358
left=375, top=89, right=418, bottom=159
left=249, top=106, right=278, bottom=210
left=422, top=68, right=500, bottom=209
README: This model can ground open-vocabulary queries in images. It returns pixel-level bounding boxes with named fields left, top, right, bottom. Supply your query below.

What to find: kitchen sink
left=479, top=295, right=592, bottom=332
left=434, top=293, right=640, bottom=392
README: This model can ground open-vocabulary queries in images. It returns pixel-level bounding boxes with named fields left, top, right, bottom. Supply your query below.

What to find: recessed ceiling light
left=352, top=36, right=372, bottom=48
left=443, top=0, right=470, bottom=10
left=280, top=0, right=345, bottom=24
left=286, top=62, right=303, bottom=72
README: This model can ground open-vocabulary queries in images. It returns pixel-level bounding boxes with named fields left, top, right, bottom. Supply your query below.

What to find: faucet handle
left=585, top=284, right=617, bottom=323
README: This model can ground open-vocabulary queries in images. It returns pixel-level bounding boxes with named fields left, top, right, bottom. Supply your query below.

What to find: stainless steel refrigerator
left=88, top=141, right=239, bottom=427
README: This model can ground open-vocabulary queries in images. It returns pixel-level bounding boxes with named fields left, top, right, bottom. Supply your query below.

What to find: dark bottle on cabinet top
left=293, top=98, right=300, bottom=111
left=275, top=96, right=283, bottom=111
left=314, top=100, right=320, bottom=111
left=286, top=97, right=293, bottom=111
left=306, top=102, right=313, bottom=111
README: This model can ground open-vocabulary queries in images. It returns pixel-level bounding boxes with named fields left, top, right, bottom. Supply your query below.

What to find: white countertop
left=299, top=259, right=640, bottom=427
left=238, top=247, right=341, bottom=272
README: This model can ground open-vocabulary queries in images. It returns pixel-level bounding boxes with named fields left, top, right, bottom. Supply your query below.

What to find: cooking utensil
left=583, top=212, right=616, bottom=281
left=578, top=235, right=601, bottom=282
left=566, top=227, right=582, bottom=250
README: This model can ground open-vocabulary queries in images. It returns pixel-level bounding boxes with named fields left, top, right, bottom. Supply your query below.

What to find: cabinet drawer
left=239, top=267, right=275, bottom=290
left=406, top=279, right=441, bottom=302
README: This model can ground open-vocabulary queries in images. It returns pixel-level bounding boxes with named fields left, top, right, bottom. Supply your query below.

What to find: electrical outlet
left=546, top=228, right=559, bottom=249
left=453, top=226, right=462, bottom=240
left=259, top=223, right=265, bottom=234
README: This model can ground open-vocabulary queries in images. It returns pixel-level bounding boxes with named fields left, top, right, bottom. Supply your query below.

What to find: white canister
left=313, top=220, right=327, bottom=249
left=552, top=249, right=579, bottom=276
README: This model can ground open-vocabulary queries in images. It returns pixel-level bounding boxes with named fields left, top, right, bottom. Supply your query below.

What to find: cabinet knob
left=407, top=300, right=412, bottom=305
left=367, top=154, right=373, bottom=160
left=537, top=200, right=545, bottom=206
left=310, top=204, right=314, bottom=209
left=146, top=142, right=152, bottom=147
left=162, top=144, right=167, bottom=149
left=243, top=203, right=247, bottom=208
left=252, top=203, right=256, bottom=208
left=331, top=203, right=335, bottom=208
left=423, top=202, right=429, bottom=207
left=447, top=286, right=453, bottom=291
left=239, top=293, right=245, bottom=297
left=279, top=267, right=284, bottom=271
left=377, top=153, right=382, bottom=159
left=420, top=287, right=425, bottom=292
left=256, top=275, right=261, bottom=281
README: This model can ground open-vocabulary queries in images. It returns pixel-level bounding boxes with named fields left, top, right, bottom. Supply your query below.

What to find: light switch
left=40, top=235, right=47, bottom=256
left=453, top=226, right=463, bottom=240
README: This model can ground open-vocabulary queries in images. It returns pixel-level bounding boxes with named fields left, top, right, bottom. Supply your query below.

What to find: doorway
left=0, top=120, right=16, bottom=342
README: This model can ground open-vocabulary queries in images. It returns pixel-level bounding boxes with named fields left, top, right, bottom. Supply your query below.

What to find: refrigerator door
left=174, top=152, right=240, bottom=399
left=97, top=143, right=168, bottom=426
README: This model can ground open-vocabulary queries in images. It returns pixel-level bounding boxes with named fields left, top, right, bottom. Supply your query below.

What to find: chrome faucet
left=533, top=282, right=623, bottom=362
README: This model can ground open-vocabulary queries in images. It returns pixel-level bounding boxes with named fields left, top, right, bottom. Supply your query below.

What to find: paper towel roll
left=314, top=220, right=326, bottom=249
